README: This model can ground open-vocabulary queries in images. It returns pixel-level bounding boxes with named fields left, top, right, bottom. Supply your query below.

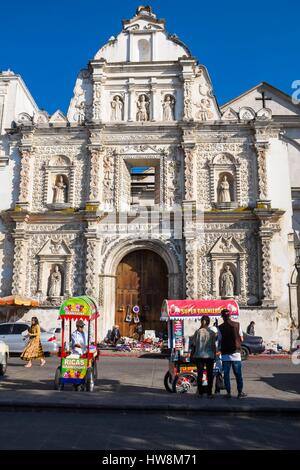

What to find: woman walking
left=20, top=317, right=46, bottom=368
left=191, top=315, right=216, bottom=398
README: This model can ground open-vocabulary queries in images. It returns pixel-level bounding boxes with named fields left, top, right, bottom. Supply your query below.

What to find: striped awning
left=0, top=295, right=40, bottom=307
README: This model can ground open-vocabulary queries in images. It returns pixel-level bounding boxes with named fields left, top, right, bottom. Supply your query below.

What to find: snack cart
left=161, top=299, right=239, bottom=393
left=54, top=296, right=100, bottom=392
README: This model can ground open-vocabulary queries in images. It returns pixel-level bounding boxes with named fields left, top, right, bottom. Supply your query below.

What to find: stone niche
left=36, top=239, right=73, bottom=300
left=43, top=155, right=75, bottom=209
left=208, top=236, right=247, bottom=303
left=208, top=153, right=241, bottom=209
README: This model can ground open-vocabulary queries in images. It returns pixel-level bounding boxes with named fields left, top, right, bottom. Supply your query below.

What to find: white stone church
left=0, top=6, right=300, bottom=348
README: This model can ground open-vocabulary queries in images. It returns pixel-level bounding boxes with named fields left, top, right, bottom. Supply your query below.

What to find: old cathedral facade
left=0, top=6, right=300, bottom=347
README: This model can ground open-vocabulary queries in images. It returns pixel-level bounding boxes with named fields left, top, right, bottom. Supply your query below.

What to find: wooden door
left=115, top=250, right=168, bottom=337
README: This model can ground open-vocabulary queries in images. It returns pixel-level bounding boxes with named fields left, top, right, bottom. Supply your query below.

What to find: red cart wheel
left=172, top=373, right=197, bottom=393
left=164, top=371, right=174, bottom=393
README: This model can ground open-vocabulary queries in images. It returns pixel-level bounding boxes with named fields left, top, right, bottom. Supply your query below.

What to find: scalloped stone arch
left=99, top=238, right=183, bottom=337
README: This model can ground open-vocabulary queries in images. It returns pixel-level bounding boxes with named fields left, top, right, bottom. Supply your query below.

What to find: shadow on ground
left=259, top=374, right=300, bottom=395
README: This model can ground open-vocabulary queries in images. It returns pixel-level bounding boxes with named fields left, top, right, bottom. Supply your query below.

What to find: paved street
left=1, top=410, right=300, bottom=450
left=0, top=355, right=300, bottom=449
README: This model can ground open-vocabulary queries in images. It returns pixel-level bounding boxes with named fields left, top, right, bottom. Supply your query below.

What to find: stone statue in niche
left=111, top=96, right=123, bottom=121
left=48, top=265, right=62, bottom=297
left=218, top=175, right=231, bottom=203
left=162, top=95, right=175, bottom=121
left=220, top=265, right=235, bottom=298
left=136, top=94, right=149, bottom=121
left=53, top=175, right=67, bottom=203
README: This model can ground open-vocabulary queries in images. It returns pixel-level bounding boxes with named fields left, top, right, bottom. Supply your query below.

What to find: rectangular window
left=130, top=165, right=160, bottom=207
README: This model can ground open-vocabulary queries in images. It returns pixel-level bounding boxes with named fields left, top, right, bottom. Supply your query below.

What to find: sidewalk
left=0, top=356, right=299, bottom=413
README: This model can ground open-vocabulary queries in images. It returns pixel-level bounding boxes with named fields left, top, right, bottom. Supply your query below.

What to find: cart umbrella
left=161, top=299, right=239, bottom=320
left=59, top=296, right=99, bottom=320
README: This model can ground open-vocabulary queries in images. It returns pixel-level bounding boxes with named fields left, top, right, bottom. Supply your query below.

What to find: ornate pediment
left=212, top=152, right=236, bottom=165
left=17, top=112, right=33, bottom=125
left=49, top=110, right=68, bottom=124
left=221, top=107, right=238, bottom=121
left=209, top=236, right=245, bottom=255
left=239, top=107, right=255, bottom=121
left=37, top=239, right=72, bottom=257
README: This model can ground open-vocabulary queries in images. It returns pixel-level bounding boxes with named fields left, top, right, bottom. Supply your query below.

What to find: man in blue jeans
left=218, top=309, right=247, bottom=399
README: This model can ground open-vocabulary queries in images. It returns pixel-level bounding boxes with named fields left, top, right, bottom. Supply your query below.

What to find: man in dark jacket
left=218, top=309, right=247, bottom=399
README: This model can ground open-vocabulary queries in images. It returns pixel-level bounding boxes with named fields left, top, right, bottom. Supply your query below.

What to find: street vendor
left=71, top=319, right=87, bottom=355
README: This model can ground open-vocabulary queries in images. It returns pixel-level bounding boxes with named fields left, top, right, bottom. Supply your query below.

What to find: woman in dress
left=20, top=317, right=46, bottom=368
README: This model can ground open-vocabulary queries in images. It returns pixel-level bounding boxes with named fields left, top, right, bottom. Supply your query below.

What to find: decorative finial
left=136, top=5, right=153, bottom=16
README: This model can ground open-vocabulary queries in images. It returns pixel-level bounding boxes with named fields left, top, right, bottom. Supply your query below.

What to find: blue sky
left=1, top=0, right=298, bottom=114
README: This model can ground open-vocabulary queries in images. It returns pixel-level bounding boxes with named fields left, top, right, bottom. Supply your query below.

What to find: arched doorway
left=115, top=250, right=168, bottom=337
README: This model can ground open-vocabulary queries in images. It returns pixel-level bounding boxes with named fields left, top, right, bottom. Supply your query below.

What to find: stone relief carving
left=85, top=238, right=99, bottom=298
left=183, top=147, right=195, bottom=200
left=194, top=98, right=214, bottom=121
left=93, top=82, right=102, bottom=121
left=195, top=228, right=258, bottom=305
left=30, top=146, right=86, bottom=211
left=255, top=144, right=269, bottom=201
left=103, top=153, right=115, bottom=209
left=17, top=148, right=33, bottom=205
left=88, top=147, right=103, bottom=202
left=183, top=80, right=193, bottom=120
left=67, top=69, right=93, bottom=123
left=12, top=238, right=28, bottom=296
left=167, top=158, right=181, bottom=207
left=27, top=232, right=85, bottom=301
left=197, top=143, right=255, bottom=209
left=239, top=107, right=255, bottom=121
left=221, top=108, right=239, bottom=121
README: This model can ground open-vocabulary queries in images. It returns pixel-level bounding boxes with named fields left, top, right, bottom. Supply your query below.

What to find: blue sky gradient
left=1, top=0, right=298, bottom=114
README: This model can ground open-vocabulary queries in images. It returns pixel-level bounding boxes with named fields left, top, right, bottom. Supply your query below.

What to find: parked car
left=0, top=340, right=9, bottom=375
left=48, top=327, right=62, bottom=343
left=241, top=332, right=265, bottom=360
left=0, top=322, right=58, bottom=355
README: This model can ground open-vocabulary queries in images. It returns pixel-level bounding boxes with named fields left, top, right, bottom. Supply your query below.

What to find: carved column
left=17, top=148, right=34, bottom=210
left=185, top=238, right=197, bottom=299
left=85, top=234, right=100, bottom=299
left=128, top=82, right=135, bottom=122
left=211, top=257, right=217, bottom=298
left=12, top=236, right=28, bottom=296
left=183, top=79, right=193, bottom=121
left=103, top=151, right=115, bottom=211
left=182, top=145, right=196, bottom=201
left=69, top=164, right=76, bottom=207
left=255, top=142, right=270, bottom=205
left=239, top=254, right=247, bottom=304
left=87, top=146, right=104, bottom=206
left=64, top=258, right=72, bottom=296
left=258, top=221, right=274, bottom=305
left=150, top=81, right=158, bottom=121
left=93, top=74, right=105, bottom=122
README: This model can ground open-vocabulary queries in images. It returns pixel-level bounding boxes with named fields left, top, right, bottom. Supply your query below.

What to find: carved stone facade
left=0, top=6, right=298, bottom=348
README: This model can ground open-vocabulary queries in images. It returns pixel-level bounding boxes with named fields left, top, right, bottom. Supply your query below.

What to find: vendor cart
left=54, top=296, right=100, bottom=392
left=161, top=299, right=239, bottom=393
